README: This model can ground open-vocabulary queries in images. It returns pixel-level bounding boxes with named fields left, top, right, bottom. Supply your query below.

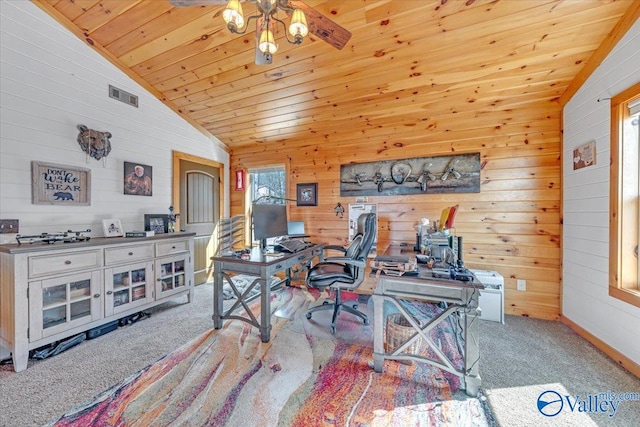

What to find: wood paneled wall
left=230, top=101, right=562, bottom=321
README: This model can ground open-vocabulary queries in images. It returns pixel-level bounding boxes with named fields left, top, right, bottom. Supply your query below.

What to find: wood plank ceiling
left=34, top=0, right=635, bottom=151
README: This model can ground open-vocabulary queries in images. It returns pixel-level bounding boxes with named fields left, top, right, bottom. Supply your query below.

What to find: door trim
left=172, top=151, right=224, bottom=226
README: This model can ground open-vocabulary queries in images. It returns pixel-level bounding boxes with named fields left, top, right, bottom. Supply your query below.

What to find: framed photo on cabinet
left=103, top=219, right=124, bottom=237
left=144, top=214, right=169, bottom=234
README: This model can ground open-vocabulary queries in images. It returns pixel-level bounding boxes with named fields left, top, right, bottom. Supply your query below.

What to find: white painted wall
left=0, top=1, right=229, bottom=243
left=563, top=19, right=640, bottom=364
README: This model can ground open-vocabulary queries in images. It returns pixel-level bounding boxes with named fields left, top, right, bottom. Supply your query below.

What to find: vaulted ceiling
left=33, top=0, right=638, bottom=151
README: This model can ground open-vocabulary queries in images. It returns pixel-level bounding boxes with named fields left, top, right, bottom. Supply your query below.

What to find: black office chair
left=305, top=213, right=376, bottom=333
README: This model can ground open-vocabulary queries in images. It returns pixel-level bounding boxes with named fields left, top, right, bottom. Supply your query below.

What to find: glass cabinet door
left=29, top=271, right=102, bottom=341
left=104, top=261, right=153, bottom=316
left=155, top=255, right=189, bottom=299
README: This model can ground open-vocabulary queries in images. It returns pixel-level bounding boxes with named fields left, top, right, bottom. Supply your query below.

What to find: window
left=248, top=166, right=286, bottom=203
left=247, top=165, right=286, bottom=245
left=609, top=82, right=640, bottom=307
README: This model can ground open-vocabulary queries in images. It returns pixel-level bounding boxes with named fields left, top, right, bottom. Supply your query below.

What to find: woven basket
left=384, top=313, right=423, bottom=354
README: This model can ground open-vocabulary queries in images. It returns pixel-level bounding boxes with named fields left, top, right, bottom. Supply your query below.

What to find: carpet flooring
left=44, top=286, right=492, bottom=427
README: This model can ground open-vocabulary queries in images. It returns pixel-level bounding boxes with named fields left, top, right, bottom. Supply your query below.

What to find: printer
left=469, top=269, right=505, bottom=324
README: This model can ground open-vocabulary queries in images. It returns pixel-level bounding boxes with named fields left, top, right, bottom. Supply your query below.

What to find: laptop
left=287, top=221, right=310, bottom=239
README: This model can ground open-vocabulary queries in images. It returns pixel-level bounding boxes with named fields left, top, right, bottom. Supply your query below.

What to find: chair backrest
left=349, top=213, right=377, bottom=280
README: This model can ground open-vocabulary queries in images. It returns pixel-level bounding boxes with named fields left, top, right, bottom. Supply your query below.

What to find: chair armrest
left=323, top=245, right=347, bottom=254
left=322, top=256, right=353, bottom=263
left=338, top=258, right=367, bottom=268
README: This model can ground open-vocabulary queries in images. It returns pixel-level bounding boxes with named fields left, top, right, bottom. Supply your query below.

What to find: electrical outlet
left=517, top=279, right=527, bottom=291
left=0, top=219, right=19, bottom=234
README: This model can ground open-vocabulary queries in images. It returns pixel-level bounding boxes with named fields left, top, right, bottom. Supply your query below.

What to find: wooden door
left=173, top=153, right=222, bottom=285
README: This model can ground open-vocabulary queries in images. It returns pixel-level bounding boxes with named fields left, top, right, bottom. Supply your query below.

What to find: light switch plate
left=0, top=219, right=19, bottom=234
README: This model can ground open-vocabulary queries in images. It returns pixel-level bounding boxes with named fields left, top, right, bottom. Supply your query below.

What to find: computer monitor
left=252, top=203, right=288, bottom=249
left=287, top=221, right=305, bottom=236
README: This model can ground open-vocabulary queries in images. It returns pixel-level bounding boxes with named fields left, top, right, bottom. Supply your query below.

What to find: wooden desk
left=371, top=245, right=482, bottom=397
left=211, top=243, right=324, bottom=342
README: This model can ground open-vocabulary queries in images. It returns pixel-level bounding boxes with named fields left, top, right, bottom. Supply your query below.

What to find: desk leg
left=463, top=307, right=481, bottom=397
left=259, top=273, right=271, bottom=342
left=285, top=267, right=292, bottom=287
left=213, top=265, right=223, bottom=329
left=372, top=294, right=385, bottom=372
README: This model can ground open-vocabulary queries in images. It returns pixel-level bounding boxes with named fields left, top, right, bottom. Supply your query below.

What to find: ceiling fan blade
left=169, top=0, right=227, bottom=7
left=288, top=1, right=351, bottom=50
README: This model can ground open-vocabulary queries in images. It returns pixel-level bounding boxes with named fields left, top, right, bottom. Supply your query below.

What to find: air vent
left=109, top=85, right=138, bottom=108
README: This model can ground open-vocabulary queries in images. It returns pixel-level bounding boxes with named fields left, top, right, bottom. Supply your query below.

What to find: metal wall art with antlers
left=340, top=153, right=481, bottom=197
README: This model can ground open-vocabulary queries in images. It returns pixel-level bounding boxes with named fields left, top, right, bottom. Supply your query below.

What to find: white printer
left=469, top=269, right=505, bottom=324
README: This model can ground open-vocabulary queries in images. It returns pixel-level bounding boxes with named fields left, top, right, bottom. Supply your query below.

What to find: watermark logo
left=537, top=390, right=639, bottom=418
left=537, top=390, right=564, bottom=417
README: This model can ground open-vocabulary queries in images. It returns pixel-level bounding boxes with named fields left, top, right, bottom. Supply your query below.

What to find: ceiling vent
left=109, top=85, right=138, bottom=108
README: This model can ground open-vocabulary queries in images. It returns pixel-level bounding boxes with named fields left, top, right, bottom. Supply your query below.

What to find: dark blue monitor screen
left=252, top=203, right=288, bottom=242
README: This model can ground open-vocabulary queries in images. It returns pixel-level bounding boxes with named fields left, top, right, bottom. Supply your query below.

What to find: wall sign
left=340, top=153, right=481, bottom=197
left=573, top=141, right=596, bottom=170
left=235, top=169, right=245, bottom=191
left=31, top=161, right=91, bottom=205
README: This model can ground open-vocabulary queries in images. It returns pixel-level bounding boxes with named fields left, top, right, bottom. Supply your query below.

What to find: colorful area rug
left=47, top=287, right=493, bottom=426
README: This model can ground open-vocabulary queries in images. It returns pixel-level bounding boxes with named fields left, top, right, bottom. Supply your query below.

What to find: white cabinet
left=155, top=254, right=189, bottom=299
left=0, top=233, right=195, bottom=372
left=29, top=270, right=102, bottom=340
left=104, top=261, right=154, bottom=316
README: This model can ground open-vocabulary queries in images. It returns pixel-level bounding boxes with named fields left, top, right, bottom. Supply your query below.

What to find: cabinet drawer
left=29, top=250, right=102, bottom=278
left=105, top=244, right=154, bottom=266
left=156, top=239, right=189, bottom=256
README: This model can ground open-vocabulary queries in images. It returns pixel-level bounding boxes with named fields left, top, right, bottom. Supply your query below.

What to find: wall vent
left=109, top=85, right=138, bottom=108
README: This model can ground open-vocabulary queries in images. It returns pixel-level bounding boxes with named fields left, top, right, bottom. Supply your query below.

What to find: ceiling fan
left=169, top=0, right=352, bottom=65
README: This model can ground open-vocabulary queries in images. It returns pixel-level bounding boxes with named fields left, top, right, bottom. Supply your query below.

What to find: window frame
left=245, top=165, right=287, bottom=246
left=609, top=81, right=640, bottom=307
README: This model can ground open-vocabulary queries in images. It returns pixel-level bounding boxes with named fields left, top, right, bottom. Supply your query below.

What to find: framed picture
left=144, top=214, right=169, bottom=234
left=573, top=141, right=596, bottom=170
left=31, top=161, right=91, bottom=205
left=296, top=183, right=318, bottom=206
left=124, top=161, right=153, bottom=196
left=102, top=219, right=124, bottom=237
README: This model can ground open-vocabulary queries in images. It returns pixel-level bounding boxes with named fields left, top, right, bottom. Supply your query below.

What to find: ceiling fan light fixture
left=288, top=8, right=308, bottom=42
left=258, top=28, right=278, bottom=54
left=223, top=0, right=244, bottom=31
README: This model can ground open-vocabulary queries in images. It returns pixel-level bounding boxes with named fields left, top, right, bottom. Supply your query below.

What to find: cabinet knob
left=93, top=293, right=100, bottom=298
left=172, top=246, right=176, bottom=249
left=128, top=252, right=134, bottom=256
left=106, top=290, right=113, bottom=295
left=64, top=260, right=72, bottom=265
